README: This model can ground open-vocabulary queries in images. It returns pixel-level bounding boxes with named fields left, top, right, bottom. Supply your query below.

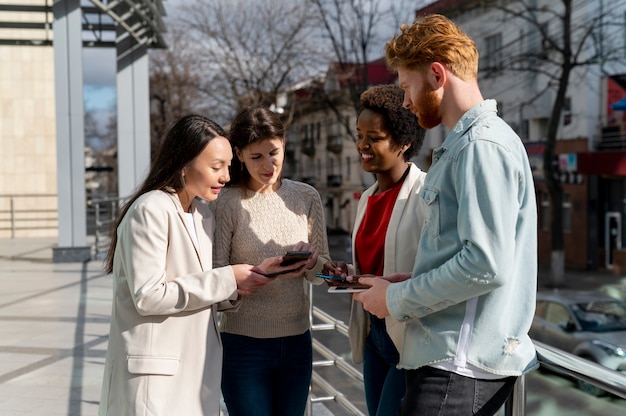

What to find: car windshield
left=571, top=300, right=626, bottom=332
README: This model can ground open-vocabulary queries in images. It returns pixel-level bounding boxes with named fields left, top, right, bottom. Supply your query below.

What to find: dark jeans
left=400, top=366, right=516, bottom=416
left=363, top=315, right=405, bottom=416
left=220, top=330, right=312, bottom=416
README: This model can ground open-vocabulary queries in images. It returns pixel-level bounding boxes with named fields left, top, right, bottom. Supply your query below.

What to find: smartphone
left=317, top=273, right=369, bottom=290
left=315, top=273, right=348, bottom=283
left=280, top=251, right=311, bottom=266
left=327, top=286, right=367, bottom=294
left=261, top=251, right=311, bottom=278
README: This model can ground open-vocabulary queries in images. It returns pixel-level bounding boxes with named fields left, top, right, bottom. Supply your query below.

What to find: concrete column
left=52, top=0, right=90, bottom=262
left=116, top=29, right=151, bottom=199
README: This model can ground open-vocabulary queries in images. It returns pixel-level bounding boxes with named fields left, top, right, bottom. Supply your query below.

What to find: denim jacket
left=386, top=100, right=538, bottom=376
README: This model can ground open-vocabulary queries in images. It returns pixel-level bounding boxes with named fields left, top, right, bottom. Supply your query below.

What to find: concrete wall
left=0, top=42, right=58, bottom=238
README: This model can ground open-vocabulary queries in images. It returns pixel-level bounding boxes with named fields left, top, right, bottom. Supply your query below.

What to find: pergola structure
left=0, top=0, right=167, bottom=262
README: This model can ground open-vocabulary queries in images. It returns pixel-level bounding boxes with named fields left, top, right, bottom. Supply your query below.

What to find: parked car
left=530, top=290, right=626, bottom=396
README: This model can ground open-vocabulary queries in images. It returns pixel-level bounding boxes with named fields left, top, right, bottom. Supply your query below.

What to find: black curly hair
left=358, top=84, right=425, bottom=160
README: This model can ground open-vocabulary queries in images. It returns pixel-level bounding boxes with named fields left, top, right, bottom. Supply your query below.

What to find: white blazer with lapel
left=347, top=163, right=427, bottom=363
left=99, top=190, right=238, bottom=416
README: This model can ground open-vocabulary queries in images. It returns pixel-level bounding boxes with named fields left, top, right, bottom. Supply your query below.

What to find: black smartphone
left=260, top=251, right=312, bottom=278
left=280, top=250, right=311, bottom=266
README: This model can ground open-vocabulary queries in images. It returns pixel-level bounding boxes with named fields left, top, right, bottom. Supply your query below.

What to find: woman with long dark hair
left=99, top=114, right=303, bottom=416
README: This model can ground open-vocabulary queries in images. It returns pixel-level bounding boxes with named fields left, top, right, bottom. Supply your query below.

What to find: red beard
left=415, top=81, right=442, bottom=129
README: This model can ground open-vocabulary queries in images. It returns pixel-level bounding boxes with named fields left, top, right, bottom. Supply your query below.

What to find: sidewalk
left=1, top=237, right=625, bottom=415
left=0, top=238, right=334, bottom=416
left=0, top=238, right=109, bottom=416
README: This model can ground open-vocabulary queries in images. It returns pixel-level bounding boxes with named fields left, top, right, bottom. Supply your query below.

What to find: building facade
left=412, top=0, right=626, bottom=271
left=0, top=4, right=57, bottom=237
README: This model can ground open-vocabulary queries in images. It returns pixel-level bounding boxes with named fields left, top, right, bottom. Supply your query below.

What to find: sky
left=82, top=0, right=432, bottom=130
left=83, top=48, right=116, bottom=117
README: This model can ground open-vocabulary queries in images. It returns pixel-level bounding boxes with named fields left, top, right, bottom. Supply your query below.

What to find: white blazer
left=348, top=163, right=427, bottom=363
left=99, top=191, right=239, bottom=416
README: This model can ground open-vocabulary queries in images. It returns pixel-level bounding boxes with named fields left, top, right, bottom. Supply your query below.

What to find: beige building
left=0, top=2, right=166, bottom=261
left=0, top=4, right=57, bottom=238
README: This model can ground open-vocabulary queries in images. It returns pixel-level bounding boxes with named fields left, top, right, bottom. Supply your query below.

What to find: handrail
left=534, top=340, right=626, bottom=400
left=308, top=301, right=366, bottom=416
left=308, top=300, right=626, bottom=415
left=87, top=195, right=125, bottom=259
left=0, top=194, right=58, bottom=238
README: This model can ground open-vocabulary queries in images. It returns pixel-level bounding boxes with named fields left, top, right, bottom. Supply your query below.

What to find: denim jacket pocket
left=421, top=187, right=441, bottom=238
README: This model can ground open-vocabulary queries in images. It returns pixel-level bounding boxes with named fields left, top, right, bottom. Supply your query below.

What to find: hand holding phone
left=327, top=286, right=367, bottom=293
left=315, top=273, right=348, bottom=283
left=258, top=251, right=311, bottom=278
left=280, top=251, right=312, bottom=266
left=316, top=274, right=369, bottom=289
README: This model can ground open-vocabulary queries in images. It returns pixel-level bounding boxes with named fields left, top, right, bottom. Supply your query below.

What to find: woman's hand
left=231, top=264, right=274, bottom=296
left=292, top=241, right=318, bottom=271
left=378, top=273, right=411, bottom=283
left=255, top=256, right=307, bottom=279
left=322, top=260, right=348, bottom=277
left=321, top=261, right=348, bottom=286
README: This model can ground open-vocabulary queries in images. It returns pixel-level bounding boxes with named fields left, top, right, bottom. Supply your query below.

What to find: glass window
left=563, top=193, right=571, bottom=233
left=545, top=303, right=572, bottom=328
left=485, top=33, right=502, bottom=71
left=535, top=300, right=548, bottom=318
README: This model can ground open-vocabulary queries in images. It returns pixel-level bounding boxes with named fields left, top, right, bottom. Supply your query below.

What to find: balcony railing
left=327, top=135, right=343, bottom=154
left=302, top=137, right=315, bottom=156
left=598, top=126, right=626, bottom=150
left=327, top=174, right=342, bottom=188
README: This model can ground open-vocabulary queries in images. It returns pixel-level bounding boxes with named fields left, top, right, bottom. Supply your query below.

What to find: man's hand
left=379, top=273, right=411, bottom=283
left=353, top=276, right=391, bottom=318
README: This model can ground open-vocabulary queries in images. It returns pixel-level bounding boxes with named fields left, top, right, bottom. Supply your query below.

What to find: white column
left=116, top=30, right=151, bottom=199
left=52, top=0, right=90, bottom=262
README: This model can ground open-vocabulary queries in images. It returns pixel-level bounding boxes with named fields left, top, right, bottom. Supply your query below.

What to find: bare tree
left=173, top=0, right=322, bottom=125
left=84, top=110, right=101, bottom=149
left=309, top=0, right=394, bottom=139
left=488, top=0, right=625, bottom=285
left=149, top=26, right=211, bottom=158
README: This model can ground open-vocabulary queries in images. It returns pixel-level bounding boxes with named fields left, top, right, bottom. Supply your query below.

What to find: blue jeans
left=400, top=366, right=516, bottom=416
left=363, top=315, right=405, bottom=416
left=221, top=330, right=312, bottom=416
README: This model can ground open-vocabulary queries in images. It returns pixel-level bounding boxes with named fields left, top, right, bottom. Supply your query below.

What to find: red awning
left=577, top=151, right=626, bottom=175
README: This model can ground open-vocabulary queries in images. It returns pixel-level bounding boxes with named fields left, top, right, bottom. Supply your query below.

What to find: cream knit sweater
left=211, top=179, right=330, bottom=338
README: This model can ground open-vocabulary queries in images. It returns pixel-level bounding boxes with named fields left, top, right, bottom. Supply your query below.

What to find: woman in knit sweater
left=211, top=105, right=331, bottom=416
left=323, top=85, right=427, bottom=416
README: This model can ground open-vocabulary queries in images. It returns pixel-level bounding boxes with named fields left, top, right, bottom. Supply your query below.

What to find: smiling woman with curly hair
left=322, top=84, right=426, bottom=416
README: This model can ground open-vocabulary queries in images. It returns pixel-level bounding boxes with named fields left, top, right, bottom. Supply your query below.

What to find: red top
left=355, top=180, right=404, bottom=275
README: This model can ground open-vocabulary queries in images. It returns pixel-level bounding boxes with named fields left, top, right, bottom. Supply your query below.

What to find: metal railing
left=87, top=195, right=124, bottom=259
left=534, top=340, right=626, bottom=400
left=0, top=194, right=58, bottom=238
left=308, top=303, right=366, bottom=416
left=307, top=295, right=626, bottom=415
